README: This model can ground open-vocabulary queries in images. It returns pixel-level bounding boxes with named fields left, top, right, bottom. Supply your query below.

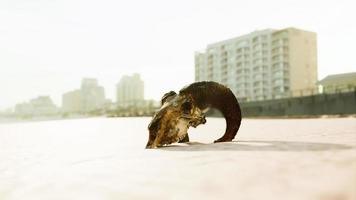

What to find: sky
left=0, top=0, right=355, bottom=110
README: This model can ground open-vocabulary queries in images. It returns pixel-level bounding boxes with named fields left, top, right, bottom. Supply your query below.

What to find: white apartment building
left=195, top=27, right=317, bottom=101
left=116, top=73, right=144, bottom=108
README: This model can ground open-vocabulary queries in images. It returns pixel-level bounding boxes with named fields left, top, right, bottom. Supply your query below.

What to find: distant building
left=0, top=108, right=13, bottom=116
left=62, top=90, right=82, bottom=113
left=62, top=78, right=106, bottom=113
left=80, top=78, right=105, bottom=112
left=15, top=96, right=57, bottom=116
left=14, top=103, right=33, bottom=116
left=102, top=99, right=116, bottom=111
left=116, top=73, right=144, bottom=107
left=195, top=27, right=318, bottom=101
left=318, top=72, right=356, bottom=93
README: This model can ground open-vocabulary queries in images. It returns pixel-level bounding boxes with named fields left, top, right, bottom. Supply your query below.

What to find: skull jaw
left=147, top=118, right=189, bottom=148
left=146, top=98, right=206, bottom=149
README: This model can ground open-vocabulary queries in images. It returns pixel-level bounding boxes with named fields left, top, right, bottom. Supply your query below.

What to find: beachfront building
left=195, top=27, right=318, bottom=101
left=116, top=73, right=144, bottom=108
left=318, top=72, right=356, bottom=93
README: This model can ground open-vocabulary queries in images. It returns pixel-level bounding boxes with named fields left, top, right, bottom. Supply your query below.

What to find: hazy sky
left=0, top=0, right=355, bottom=109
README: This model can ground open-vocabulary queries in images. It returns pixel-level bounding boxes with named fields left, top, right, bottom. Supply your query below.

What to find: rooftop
left=318, top=72, right=356, bottom=85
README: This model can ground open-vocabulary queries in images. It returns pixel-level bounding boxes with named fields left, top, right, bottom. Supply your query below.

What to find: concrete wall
left=240, top=90, right=356, bottom=117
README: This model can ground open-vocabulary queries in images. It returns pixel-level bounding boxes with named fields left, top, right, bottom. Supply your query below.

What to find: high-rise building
left=62, top=90, right=82, bottom=113
left=62, top=78, right=105, bottom=113
left=195, top=27, right=318, bottom=101
left=80, top=78, right=105, bottom=112
left=116, top=73, right=144, bottom=107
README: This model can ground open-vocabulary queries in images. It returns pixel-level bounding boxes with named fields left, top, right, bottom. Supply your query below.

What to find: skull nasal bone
left=148, top=109, right=167, bottom=132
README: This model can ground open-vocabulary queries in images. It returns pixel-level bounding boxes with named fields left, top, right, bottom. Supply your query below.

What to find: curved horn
left=179, top=81, right=242, bottom=142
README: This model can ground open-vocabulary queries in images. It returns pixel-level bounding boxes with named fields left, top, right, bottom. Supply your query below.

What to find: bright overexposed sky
left=0, top=0, right=355, bottom=109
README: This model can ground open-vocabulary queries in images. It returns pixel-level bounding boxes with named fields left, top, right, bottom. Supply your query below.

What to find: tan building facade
left=195, top=27, right=318, bottom=101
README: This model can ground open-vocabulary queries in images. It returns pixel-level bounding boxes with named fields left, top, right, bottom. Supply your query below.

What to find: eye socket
left=181, top=101, right=192, bottom=114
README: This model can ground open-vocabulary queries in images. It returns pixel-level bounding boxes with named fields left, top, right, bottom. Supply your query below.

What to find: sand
left=0, top=117, right=355, bottom=200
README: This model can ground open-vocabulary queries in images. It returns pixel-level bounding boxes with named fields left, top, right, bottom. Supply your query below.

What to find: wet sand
left=0, top=117, right=355, bottom=200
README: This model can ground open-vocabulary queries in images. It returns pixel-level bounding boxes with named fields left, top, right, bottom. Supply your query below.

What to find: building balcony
left=220, top=59, right=228, bottom=64
left=272, top=57, right=289, bottom=64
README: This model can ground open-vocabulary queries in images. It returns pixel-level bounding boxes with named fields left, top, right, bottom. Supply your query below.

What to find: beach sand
left=0, top=117, right=355, bottom=200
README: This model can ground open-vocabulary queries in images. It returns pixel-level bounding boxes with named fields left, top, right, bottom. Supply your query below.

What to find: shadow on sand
left=159, top=140, right=354, bottom=152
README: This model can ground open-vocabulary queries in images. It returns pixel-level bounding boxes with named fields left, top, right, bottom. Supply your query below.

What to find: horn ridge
left=180, top=81, right=242, bottom=142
